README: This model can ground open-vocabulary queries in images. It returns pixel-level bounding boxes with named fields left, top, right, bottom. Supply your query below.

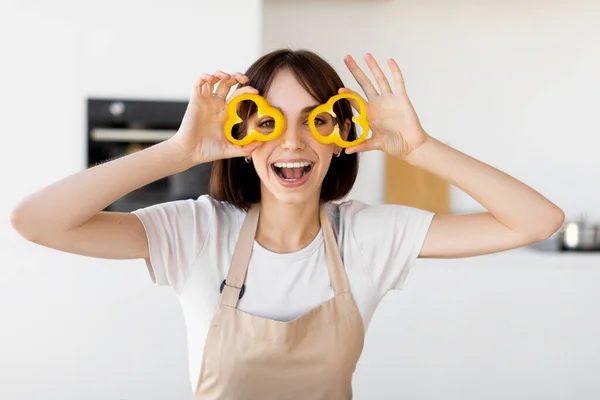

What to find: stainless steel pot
left=558, top=221, right=600, bottom=251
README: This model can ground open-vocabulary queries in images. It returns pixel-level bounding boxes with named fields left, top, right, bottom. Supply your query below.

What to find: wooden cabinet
left=383, top=154, right=450, bottom=214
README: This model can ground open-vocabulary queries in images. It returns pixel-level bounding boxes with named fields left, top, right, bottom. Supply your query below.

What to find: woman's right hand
left=170, top=71, right=262, bottom=164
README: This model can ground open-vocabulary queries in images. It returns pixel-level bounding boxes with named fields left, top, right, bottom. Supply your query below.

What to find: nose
left=279, top=122, right=305, bottom=151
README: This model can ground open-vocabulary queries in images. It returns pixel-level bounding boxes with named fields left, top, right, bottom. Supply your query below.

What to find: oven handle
left=90, top=128, right=177, bottom=143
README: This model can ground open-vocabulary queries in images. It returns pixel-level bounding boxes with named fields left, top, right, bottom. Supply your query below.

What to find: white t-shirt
left=132, top=195, right=434, bottom=390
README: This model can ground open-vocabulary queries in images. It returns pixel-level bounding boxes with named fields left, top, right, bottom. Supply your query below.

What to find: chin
left=271, top=192, right=315, bottom=205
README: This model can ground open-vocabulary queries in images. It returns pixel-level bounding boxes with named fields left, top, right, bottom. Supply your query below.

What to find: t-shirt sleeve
left=131, top=195, right=216, bottom=293
left=344, top=201, right=435, bottom=294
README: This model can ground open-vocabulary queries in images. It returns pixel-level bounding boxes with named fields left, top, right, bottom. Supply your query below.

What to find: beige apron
left=194, top=204, right=365, bottom=399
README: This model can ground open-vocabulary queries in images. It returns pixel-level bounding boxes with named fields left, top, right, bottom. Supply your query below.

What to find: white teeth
left=272, top=161, right=312, bottom=168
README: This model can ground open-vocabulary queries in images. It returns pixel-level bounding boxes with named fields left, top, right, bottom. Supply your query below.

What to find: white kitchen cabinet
left=353, top=248, right=600, bottom=400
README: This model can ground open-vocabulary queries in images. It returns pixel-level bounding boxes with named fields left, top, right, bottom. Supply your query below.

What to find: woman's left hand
left=341, top=53, right=430, bottom=161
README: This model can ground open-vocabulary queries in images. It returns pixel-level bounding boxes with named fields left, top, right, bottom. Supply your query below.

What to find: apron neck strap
left=220, top=203, right=349, bottom=308
left=319, top=205, right=350, bottom=295
left=220, top=204, right=259, bottom=308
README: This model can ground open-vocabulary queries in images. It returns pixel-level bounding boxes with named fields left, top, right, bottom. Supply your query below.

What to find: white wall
left=1, top=1, right=262, bottom=399
left=262, top=1, right=600, bottom=399
left=2, top=1, right=599, bottom=399
left=263, top=0, right=600, bottom=221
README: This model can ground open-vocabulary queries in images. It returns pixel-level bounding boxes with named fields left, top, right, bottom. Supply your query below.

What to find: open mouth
left=270, top=160, right=314, bottom=187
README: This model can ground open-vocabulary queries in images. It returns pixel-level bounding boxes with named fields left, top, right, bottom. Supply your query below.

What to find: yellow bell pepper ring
left=307, top=92, right=370, bottom=148
left=223, top=93, right=286, bottom=146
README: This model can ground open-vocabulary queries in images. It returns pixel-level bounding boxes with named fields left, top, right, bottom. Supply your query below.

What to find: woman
left=10, top=49, right=564, bottom=399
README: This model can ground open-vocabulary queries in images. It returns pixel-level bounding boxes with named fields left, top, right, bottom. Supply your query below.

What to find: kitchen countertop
left=413, top=243, right=599, bottom=269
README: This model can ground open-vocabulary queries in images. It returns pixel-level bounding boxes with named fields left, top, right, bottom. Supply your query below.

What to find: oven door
left=89, top=127, right=213, bottom=212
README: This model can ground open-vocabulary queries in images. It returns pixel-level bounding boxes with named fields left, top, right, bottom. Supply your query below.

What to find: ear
left=340, top=118, right=352, bottom=140
left=331, top=118, right=352, bottom=157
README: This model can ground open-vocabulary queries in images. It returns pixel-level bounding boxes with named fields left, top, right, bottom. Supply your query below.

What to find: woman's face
left=246, top=68, right=347, bottom=206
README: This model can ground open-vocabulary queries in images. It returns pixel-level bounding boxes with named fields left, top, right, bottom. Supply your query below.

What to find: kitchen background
left=1, top=0, right=599, bottom=399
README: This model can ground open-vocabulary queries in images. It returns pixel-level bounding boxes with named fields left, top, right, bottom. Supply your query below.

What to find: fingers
left=388, top=58, right=407, bottom=94
left=193, top=71, right=252, bottom=102
left=194, top=74, right=218, bottom=98
left=210, top=70, right=230, bottom=98
left=214, top=71, right=250, bottom=99
left=344, top=54, right=405, bottom=98
left=344, top=54, right=379, bottom=99
left=364, top=53, right=392, bottom=94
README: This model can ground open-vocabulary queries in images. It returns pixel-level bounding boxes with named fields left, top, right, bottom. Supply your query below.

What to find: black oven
left=87, top=98, right=213, bottom=212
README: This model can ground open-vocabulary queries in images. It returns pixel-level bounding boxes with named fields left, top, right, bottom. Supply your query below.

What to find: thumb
left=224, top=140, right=262, bottom=159
left=229, top=85, right=259, bottom=102
left=338, top=87, right=367, bottom=111
left=343, top=137, right=379, bottom=155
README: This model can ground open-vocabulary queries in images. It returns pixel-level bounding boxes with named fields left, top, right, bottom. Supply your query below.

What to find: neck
left=256, top=193, right=322, bottom=254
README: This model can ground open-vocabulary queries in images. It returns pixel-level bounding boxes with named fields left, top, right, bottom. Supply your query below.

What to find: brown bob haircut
left=209, top=48, right=360, bottom=210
